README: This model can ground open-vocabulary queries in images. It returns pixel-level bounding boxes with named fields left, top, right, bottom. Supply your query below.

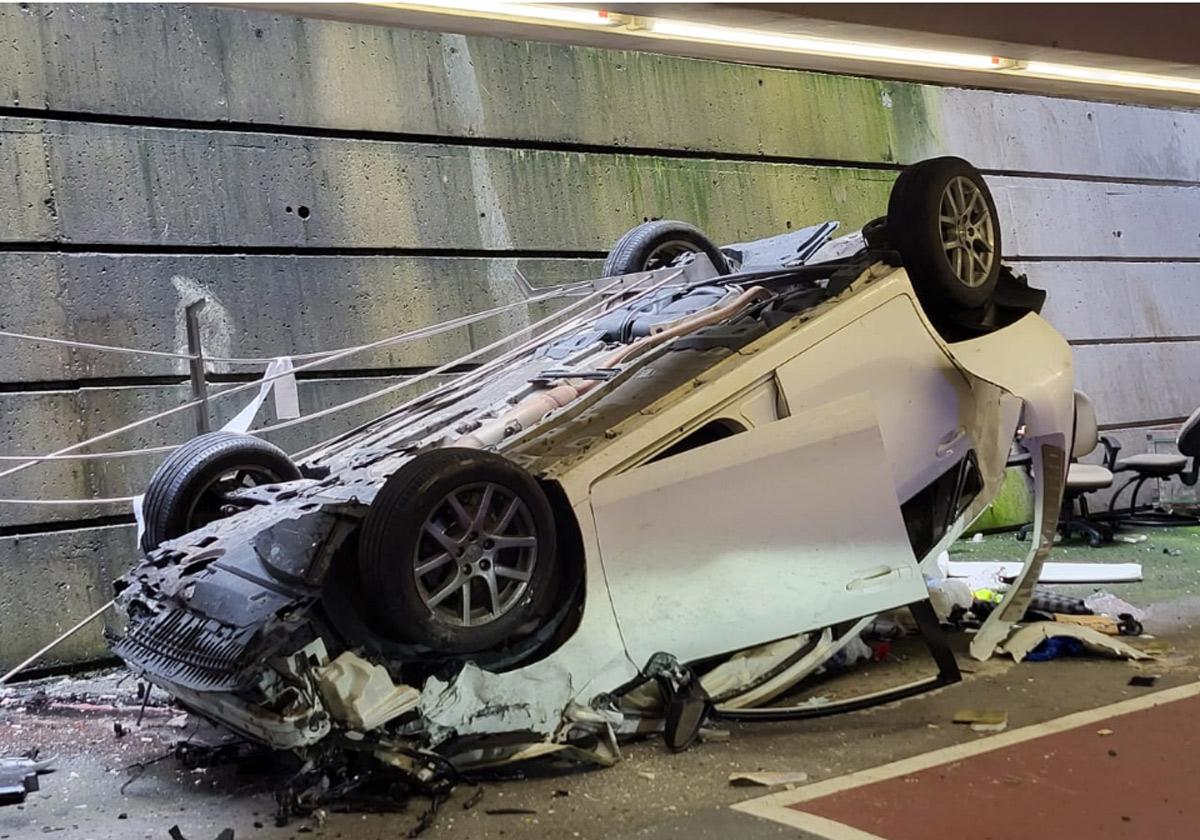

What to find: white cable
left=297, top=269, right=682, bottom=462
left=0, top=271, right=674, bottom=502
left=0, top=329, right=197, bottom=360
left=0, top=293, right=564, bottom=482
left=0, top=600, right=115, bottom=686
left=0, top=494, right=137, bottom=505
left=0, top=445, right=177, bottom=462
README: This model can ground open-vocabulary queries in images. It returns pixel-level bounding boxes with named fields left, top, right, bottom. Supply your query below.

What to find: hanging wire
left=0, top=292, right=568, bottom=481
left=0, top=270, right=669, bottom=503
left=0, top=329, right=197, bottom=360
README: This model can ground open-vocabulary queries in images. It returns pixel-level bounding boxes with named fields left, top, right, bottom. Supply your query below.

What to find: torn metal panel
left=713, top=619, right=874, bottom=710
left=420, top=662, right=577, bottom=744
left=971, top=437, right=1068, bottom=661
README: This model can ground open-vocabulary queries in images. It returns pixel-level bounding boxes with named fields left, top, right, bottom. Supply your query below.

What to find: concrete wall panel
left=1075, top=342, right=1200, bottom=428
left=0, top=254, right=596, bottom=382
left=9, top=115, right=1200, bottom=256
left=994, top=178, right=1200, bottom=258
left=7, top=118, right=898, bottom=248
left=1013, top=262, right=1200, bottom=343
left=0, top=524, right=134, bottom=668
left=0, top=120, right=56, bottom=242
left=5, top=6, right=1200, bottom=183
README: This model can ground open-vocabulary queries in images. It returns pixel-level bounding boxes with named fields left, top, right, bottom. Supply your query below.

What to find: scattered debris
left=728, top=771, right=810, bottom=787
left=1028, top=590, right=1091, bottom=617
left=1000, top=622, right=1153, bottom=663
left=1097, top=729, right=1114, bottom=736
left=1052, top=613, right=1142, bottom=637
left=927, top=577, right=973, bottom=622
left=167, top=828, right=234, bottom=840
left=1117, top=534, right=1147, bottom=544
left=698, top=727, right=731, bottom=743
left=1128, top=675, right=1160, bottom=688
left=462, top=787, right=485, bottom=810
left=408, top=795, right=446, bottom=838
left=952, top=709, right=1008, bottom=733
left=1085, top=593, right=1146, bottom=622
left=638, top=770, right=656, bottom=781
left=485, top=807, right=538, bottom=815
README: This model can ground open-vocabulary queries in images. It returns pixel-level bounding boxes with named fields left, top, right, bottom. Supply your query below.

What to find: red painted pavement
left=792, top=693, right=1200, bottom=840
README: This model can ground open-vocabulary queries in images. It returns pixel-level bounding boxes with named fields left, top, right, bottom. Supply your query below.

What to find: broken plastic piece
left=729, top=771, right=809, bottom=787
left=1053, top=614, right=1122, bottom=635
left=0, top=758, right=40, bottom=806
left=316, top=652, right=420, bottom=730
left=953, top=708, right=1007, bottom=726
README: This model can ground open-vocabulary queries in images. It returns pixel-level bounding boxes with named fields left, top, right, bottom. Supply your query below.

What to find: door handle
left=847, top=565, right=902, bottom=591
left=937, top=427, right=968, bottom=460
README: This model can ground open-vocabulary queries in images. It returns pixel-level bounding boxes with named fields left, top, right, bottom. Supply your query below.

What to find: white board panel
left=1074, top=342, right=1200, bottom=427
left=928, top=87, right=1200, bottom=183
left=992, top=177, right=1200, bottom=258
left=1012, top=262, right=1200, bottom=342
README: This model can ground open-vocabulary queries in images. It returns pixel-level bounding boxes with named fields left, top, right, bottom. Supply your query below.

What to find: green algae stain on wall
left=883, top=83, right=945, bottom=164
left=460, top=31, right=935, bottom=166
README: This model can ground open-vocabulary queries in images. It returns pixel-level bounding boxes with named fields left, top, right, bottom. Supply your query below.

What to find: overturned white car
left=111, top=158, right=1074, bottom=774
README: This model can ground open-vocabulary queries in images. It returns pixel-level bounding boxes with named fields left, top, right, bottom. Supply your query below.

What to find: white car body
left=111, top=174, right=1074, bottom=772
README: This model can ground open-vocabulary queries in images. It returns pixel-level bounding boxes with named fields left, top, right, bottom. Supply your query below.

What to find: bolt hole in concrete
left=298, top=205, right=311, bottom=219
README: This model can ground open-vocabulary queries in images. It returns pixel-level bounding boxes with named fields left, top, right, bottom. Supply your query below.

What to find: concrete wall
left=1, top=3, right=1198, bottom=668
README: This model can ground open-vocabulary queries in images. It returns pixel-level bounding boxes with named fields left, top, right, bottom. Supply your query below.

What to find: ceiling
left=238, top=3, right=1200, bottom=109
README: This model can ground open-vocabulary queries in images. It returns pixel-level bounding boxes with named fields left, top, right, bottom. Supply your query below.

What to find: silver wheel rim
left=939, top=175, right=995, bottom=288
left=414, top=482, right=538, bottom=628
left=185, top=464, right=284, bottom=531
left=644, top=239, right=700, bottom=271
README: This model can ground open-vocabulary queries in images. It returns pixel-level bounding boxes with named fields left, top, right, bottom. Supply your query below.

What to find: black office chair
left=1108, top=407, right=1200, bottom=526
left=1018, top=391, right=1119, bottom=547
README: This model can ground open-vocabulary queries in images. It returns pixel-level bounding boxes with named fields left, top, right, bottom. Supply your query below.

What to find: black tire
left=602, top=220, right=730, bottom=277
left=358, top=448, right=561, bottom=654
left=887, top=157, right=1001, bottom=313
left=140, top=431, right=300, bottom=552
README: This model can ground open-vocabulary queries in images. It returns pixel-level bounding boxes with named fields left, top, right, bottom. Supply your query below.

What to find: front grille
left=113, top=608, right=255, bottom=692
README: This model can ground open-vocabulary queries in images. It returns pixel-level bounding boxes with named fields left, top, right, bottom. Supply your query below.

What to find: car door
left=774, top=294, right=977, bottom=505
left=588, top=393, right=927, bottom=666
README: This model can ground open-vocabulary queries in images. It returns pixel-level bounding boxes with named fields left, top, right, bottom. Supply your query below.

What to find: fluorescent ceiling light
left=1020, top=61, right=1200, bottom=94
left=379, top=1, right=616, bottom=27
left=363, top=3, right=1200, bottom=97
left=648, top=19, right=1005, bottom=71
